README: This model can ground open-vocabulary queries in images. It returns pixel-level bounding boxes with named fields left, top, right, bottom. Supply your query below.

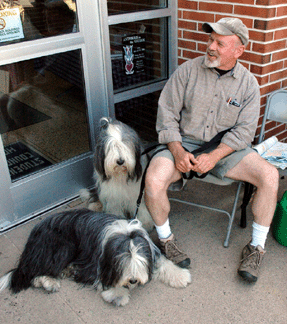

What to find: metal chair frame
left=169, top=175, right=243, bottom=248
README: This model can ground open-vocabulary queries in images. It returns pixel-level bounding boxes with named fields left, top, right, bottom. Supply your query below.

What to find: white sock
left=155, top=219, right=172, bottom=240
left=251, top=222, right=269, bottom=249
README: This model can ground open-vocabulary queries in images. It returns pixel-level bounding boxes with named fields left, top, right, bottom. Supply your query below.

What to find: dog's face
left=94, top=118, right=142, bottom=181
left=99, top=219, right=154, bottom=290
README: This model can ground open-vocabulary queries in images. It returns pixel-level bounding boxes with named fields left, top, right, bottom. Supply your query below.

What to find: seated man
left=144, top=17, right=279, bottom=283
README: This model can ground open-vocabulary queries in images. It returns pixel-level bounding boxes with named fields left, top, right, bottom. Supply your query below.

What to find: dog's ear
left=100, top=117, right=112, bottom=129
left=94, top=142, right=108, bottom=180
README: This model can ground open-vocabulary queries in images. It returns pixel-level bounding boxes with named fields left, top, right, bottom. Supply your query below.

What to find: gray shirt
left=157, top=56, right=260, bottom=151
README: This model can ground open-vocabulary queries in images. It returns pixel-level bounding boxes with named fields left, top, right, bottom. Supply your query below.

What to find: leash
left=133, top=129, right=231, bottom=219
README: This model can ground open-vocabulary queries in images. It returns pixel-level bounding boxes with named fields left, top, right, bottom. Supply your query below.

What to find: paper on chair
left=253, top=136, right=287, bottom=170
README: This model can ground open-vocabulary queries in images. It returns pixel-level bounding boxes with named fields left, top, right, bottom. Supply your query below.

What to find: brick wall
left=178, top=0, right=287, bottom=143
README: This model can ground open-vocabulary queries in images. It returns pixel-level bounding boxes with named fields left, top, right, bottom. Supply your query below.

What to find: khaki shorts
left=151, top=136, right=255, bottom=189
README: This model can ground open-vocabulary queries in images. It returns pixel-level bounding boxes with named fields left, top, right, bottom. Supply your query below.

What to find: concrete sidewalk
left=1, top=178, right=286, bottom=324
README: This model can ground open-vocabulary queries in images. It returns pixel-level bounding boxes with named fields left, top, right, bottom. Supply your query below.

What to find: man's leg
left=145, top=156, right=191, bottom=268
left=225, top=151, right=279, bottom=282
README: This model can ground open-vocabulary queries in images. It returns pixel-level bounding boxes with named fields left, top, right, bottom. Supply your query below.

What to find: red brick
left=273, top=49, right=287, bottom=62
left=182, top=50, right=202, bottom=60
left=255, top=75, right=269, bottom=86
left=183, top=30, right=209, bottom=42
left=215, top=15, right=253, bottom=29
left=256, top=0, right=286, bottom=5
left=199, top=2, right=233, bottom=14
left=241, top=52, right=271, bottom=64
left=178, top=0, right=198, bottom=10
left=277, top=5, right=287, bottom=17
left=183, top=11, right=214, bottom=22
left=234, top=6, right=276, bottom=18
left=198, top=43, right=207, bottom=53
left=249, top=30, right=273, bottom=42
left=274, top=29, right=287, bottom=41
left=252, top=40, right=286, bottom=54
left=270, top=69, right=287, bottom=82
left=259, top=81, right=282, bottom=96
left=255, top=18, right=287, bottom=30
left=178, top=39, right=197, bottom=50
left=178, top=58, right=188, bottom=65
left=178, top=20, right=197, bottom=31
left=220, top=0, right=254, bottom=4
left=265, top=124, right=286, bottom=138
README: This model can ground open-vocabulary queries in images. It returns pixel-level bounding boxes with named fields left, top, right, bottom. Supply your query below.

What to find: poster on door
left=0, top=8, right=24, bottom=43
left=122, top=34, right=146, bottom=76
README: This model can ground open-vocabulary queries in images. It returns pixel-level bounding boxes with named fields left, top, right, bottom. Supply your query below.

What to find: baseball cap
left=202, top=17, right=249, bottom=46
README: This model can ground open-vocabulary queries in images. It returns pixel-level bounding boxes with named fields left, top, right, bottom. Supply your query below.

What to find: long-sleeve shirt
left=157, top=56, right=260, bottom=151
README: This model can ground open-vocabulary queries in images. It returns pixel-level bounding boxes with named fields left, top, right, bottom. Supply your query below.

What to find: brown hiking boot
left=238, top=242, right=266, bottom=283
left=160, top=234, right=190, bottom=268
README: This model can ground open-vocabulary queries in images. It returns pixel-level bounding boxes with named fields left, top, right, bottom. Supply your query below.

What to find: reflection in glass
left=107, top=0, right=167, bottom=15
left=0, top=50, right=90, bottom=182
left=0, top=0, right=78, bottom=46
left=115, top=91, right=160, bottom=143
left=110, top=18, right=168, bottom=93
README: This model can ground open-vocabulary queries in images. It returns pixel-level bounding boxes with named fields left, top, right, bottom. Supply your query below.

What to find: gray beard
left=204, top=54, right=220, bottom=68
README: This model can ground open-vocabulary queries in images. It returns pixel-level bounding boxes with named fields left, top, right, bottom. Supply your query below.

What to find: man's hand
left=168, top=141, right=235, bottom=174
left=190, top=153, right=217, bottom=174
left=168, top=141, right=198, bottom=173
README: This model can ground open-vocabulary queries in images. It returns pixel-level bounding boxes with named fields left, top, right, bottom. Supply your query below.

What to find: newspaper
left=253, top=136, right=287, bottom=170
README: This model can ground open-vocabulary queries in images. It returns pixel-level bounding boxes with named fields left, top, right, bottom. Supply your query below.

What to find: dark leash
left=133, top=129, right=231, bottom=219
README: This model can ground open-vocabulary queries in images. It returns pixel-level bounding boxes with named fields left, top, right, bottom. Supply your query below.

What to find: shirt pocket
left=217, top=103, right=242, bottom=127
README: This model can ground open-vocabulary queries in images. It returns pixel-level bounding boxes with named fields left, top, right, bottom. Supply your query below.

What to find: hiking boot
left=238, top=242, right=266, bottom=283
left=160, top=234, right=190, bottom=268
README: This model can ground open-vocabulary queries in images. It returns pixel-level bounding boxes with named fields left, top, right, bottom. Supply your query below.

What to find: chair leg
left=224, top=182, right=242, bottom=248
left=169, top=182, right=243, bottom=248
left=240, top=182, right=254, bottom=228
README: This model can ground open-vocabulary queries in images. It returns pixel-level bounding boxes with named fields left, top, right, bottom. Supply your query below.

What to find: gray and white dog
left=82, top=117, right=154, bottom=232
left=0, top=209, right=191, bottom=306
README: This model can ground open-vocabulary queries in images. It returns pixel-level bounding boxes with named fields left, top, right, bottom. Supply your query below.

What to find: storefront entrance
left=0, top=0, right=176, bottom=232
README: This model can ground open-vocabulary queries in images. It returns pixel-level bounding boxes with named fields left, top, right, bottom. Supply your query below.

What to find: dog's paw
left=101, top=287, right=130, bottom=306
left=88, top=201, right=103, bottom=212
left=32, top=276, right=61, bottom=292
left=166, top=267, right=192, bottom=288
left=153, top=256, right=192, bottom=288
left=79, top=189, right=91, bottom=202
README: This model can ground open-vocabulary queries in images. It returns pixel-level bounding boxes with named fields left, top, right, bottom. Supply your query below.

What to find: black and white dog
left=82, top=117, right=154, bottom=232
left=0, top=209, right=191, bottom=306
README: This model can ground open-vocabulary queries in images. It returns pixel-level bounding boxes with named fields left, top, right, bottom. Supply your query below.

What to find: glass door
left=0, top=0, right=107, bottom=232
left=101, top=0, right=177, bottom=142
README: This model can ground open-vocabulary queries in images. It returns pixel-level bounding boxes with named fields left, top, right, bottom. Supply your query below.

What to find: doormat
left=4, top=142, right=53, bottom=181
left=0, top=94, right=52, bottom=134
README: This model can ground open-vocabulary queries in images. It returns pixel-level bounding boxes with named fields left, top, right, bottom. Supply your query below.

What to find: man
left=144, top=17, right=279, bottom=283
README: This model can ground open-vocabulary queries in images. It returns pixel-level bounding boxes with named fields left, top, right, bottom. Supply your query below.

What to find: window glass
left=110, top=18, right=168, bottom=93
left=107, top=0, right=167, bottom=15
left=0, top=0, right=78, bottom=46
left=115, top=91, right=160, bottom=142
left=0, top=49, right=90, bottom=182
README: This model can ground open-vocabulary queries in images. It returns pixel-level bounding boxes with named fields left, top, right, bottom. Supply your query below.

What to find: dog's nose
left=117, top=158, right=125, bottom=166
left=129, top=279, right=138, bottom=285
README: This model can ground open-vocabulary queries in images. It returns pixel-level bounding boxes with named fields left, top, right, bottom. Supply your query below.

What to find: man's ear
left=235, top=45, right=245, bottom=59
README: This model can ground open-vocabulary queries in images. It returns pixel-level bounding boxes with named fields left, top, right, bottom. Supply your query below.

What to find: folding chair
left=258, top=89, right=287, bottom=153
left=169, top=176, right=243, bottom=248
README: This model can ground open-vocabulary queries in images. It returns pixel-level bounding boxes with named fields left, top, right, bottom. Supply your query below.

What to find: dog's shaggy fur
left=83, top=117, right=154, bottom=232
left=0, top=209, right=191, bottom=306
